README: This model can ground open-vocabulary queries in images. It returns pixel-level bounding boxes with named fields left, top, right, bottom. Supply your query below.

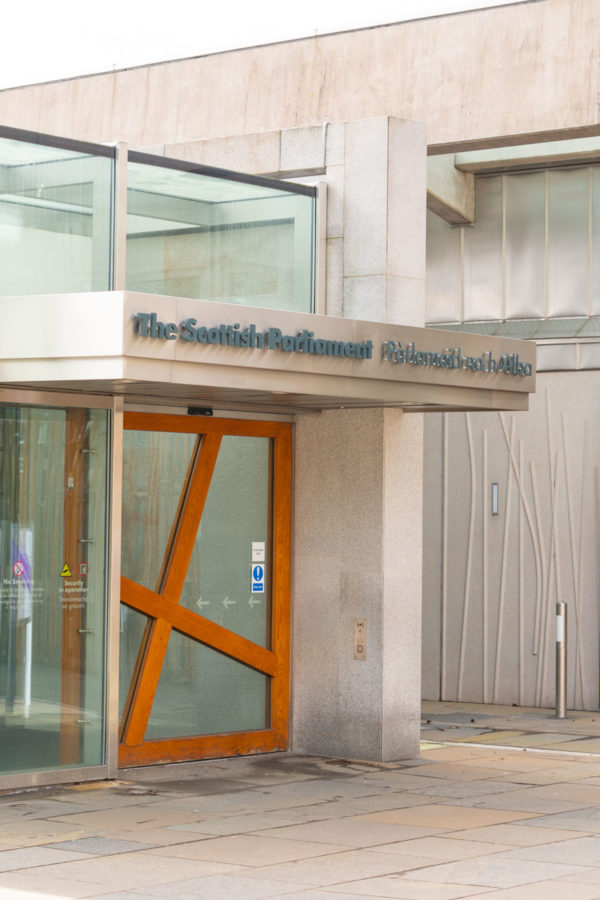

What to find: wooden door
left=118, top=414, right=291, bottom=767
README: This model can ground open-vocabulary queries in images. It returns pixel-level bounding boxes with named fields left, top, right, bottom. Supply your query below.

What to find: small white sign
left=251, top=563, right=265, bottom=594
left=252, top=541, right=265, bottom=562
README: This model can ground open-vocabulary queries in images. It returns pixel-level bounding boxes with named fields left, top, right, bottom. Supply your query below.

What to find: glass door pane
left=146, top=632, right=269, bottom=739
left=179, top=436, right=271, bottom=647
left=0, top=405, right=109, bottom=776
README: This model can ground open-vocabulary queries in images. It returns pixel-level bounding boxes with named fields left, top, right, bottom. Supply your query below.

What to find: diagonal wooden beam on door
left=120, top=432, right=222, bottom=747
left=161, top=432, right=222, bottom=602
left=120, top=617, right=172, bottom=747
left=121, top=577, right=277, bottom=676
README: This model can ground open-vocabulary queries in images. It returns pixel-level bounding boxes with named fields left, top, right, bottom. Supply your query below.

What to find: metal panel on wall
left=425, top=211, right=461, bottom=323
left=548, top=168, right=589, bottom=318
left=504, top=172, right=546, bottom=320
left=422, top=371, right=600, bottom=711
left=427, top=164, right=600, bottom=327
left=463, top=176, right=503, bottom=322
left=591, top=168, right=600, bottom=316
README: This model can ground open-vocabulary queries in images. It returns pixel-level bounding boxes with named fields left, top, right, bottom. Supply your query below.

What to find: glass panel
left=0, top=137, right=113, bottom=295
left=146, top=629, right=269, bottom=739
left=180, top=436, right=270, bottom=648
left=548, top=168, right=589, bottom=317
left=505, top=171, right=546, bottom=319
left=0, top=405, right=109, bottom=775
left=121, top=430, right=198, bottom=590
left=463, top=175, right=503, bottom=321
left=119, top=607, right=149, bottom=721
left=126, top=161, right=315, bottom=313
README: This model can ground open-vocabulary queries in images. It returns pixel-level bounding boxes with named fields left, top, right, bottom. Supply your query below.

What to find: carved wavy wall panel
left=424, top=371, right=600, bottom=710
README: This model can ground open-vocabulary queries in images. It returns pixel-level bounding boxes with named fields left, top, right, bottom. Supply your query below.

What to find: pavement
left=421, top=701, right=600, bottom=753
left=6, top=743, right=600, bottom=898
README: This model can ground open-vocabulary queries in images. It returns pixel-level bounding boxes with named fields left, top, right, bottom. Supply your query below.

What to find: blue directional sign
left=251, top=563, right=265, bottom=594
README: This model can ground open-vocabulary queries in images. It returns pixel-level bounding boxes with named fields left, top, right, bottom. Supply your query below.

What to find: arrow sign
left=223, top=596, right=236, bottom=609
left=196, top=597, right=210, bottom=610
left=249, top=596, right=261, bottom=608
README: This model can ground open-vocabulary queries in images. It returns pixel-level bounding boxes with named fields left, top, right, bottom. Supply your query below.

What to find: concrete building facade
left=3, top=0, right=592, bottom=786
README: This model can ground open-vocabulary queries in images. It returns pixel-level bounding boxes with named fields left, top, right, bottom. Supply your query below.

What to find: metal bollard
left=555, top=601, right=567, bottom=719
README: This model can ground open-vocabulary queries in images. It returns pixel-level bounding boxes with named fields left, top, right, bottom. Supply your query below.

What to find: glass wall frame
left=0, top=124, right=317, bottom=314
left=0, top=388, right=121, bottom=792
left=0, top=125, right=116, bottom=297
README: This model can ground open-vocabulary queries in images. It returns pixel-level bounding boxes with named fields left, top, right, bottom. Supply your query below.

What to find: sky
left=1, top=0, right=533, bottom=90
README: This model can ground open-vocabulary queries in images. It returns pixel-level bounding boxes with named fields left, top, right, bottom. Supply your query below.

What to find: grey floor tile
left=15, top=852, right=243, bottom=890
left=325, top=877, right=492, bottom=898
left=47, top=836, right=158, bottom=855
left=404, top=854, right=593, bottom=888
left=0, top=845, right=90, bottom=871
left=446, top=792, right=595, bottom=813
left=254, top=819, right=450, bottom=847
left=500, top=835, right=600, bottom=865
left=0, top=870, right=106, bottom=897
left=145, top=834, right=349, bottom=865
left=128, top=873, right=311, bottom=897
left=241, top=849, right=435, bottom=886
left=419, top=780, right=527, bottom=799
left=268, top=894, right=378, bottom=900
left=469, top=881, right=600, bottom=899
left=89, top=894, right=180, bottom=899
left=522, top=807, right=600, bottom=831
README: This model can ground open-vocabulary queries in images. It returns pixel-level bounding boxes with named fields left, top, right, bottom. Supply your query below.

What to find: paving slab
left=359, top=804, right=539, bottom=829
left=241, top=849, right=436, bottom=886
left=118, top=873, right=311, bottom=897
left=401, top=854, right=593, bottom=888
left=253, top=817, right=451, bottom=847
left=447, top=822, right=590, bottom=845
left=11, top=851, right=246, bottom=890
left=47, top=836, right=159, bottom=855
left=418, top=779, right=527, bottom=799
left=545, top=737, right=600, bottom=752
left=445, top=789, right=596, bottom=814
left=367, top=835, right=515, bottom=859
left=521, top=807, right=600, bottom=832
left=0, top=871, right=114, bottom=897
left=500, top=834, right=600, bottom=865
left=0, top=845, right=90, bottom=871
left=467, top=881, right=600, bottom=899
left=145, top=834, right=351, bottom=865
left=3, top=744, right=600, bottom=897
left=324, top=877, right=493, bottom=897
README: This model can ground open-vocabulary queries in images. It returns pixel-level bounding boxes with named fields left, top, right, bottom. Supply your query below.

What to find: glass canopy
left=0, top=127, right=316, bottom=313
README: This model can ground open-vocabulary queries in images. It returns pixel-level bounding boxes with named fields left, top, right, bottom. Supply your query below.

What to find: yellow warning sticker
left=60, top=563, right=72, bottom=577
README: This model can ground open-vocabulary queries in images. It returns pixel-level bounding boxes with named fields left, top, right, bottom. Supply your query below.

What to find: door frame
left=118, top=413, right=292, bottom=767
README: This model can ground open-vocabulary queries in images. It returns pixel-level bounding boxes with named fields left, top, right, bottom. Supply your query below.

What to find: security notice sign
left=251, top=564, right=265, bottom=594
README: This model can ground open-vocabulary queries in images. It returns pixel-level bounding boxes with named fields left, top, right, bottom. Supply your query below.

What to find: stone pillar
left=291, top=116, right=427, bottom=761
left=292, top=408, right=423, bottom=761
left=342, top=117, right=426, bottom=326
